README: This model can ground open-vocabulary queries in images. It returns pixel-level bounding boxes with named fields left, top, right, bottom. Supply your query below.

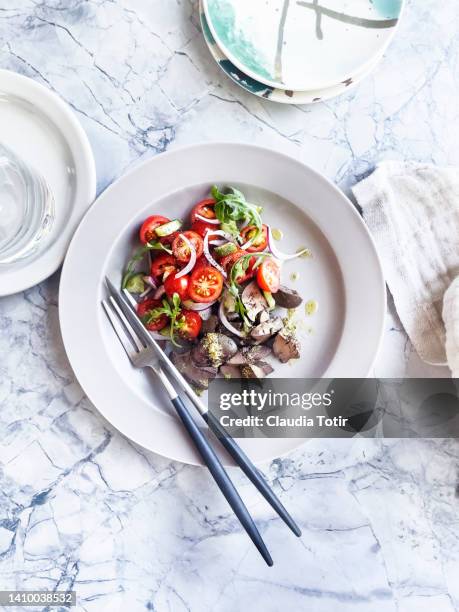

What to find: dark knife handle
left=204, top=411, right=301, bottom=537
left=171, top=396, right=273, bottom=566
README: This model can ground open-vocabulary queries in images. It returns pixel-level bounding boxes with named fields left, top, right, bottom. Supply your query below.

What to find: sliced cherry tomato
left=221, top=250, right=255, bottom=284
left=137, top=298, right=168, bottom=331
left=164, top=273, right=189, bottom=300
left=189, top=265, right=224, bottom=303
left=190, top=198, right=216, bottom=223
left=172, top=231, right=204, bottom=263
left=194, top=254, right=209, bottom=268
left=239, top=224, right=268, bottom=253
left=159, top=230, right=180, bottom=246
left=150, top=254, right=177, bottom=280
left=176, top=309, right=202, bottom=340
left=190, top=220, right=220, bottom=239
left=220, top=251, right=241, bottom=271
left=256, top=258, right=280, bottom=293
left=139, top=215, right=170, bottom=244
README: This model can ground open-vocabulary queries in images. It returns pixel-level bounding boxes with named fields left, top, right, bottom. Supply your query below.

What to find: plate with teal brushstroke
left=202, top=0, right=404, bottom=91
left=200, top=3, right=385, bottom=104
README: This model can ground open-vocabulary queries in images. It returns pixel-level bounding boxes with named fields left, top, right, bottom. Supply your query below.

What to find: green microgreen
left=122, top=241, right=173, bottom=289
left=227, top=252, right=271, bottom=322
left=211, top=185, right=263, bottom=242
left=142, top=292, right=182, bottom=347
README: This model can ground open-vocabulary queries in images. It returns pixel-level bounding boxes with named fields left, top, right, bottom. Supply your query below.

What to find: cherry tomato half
left=194, top=255, right=209, bottom=268
left=176, top=309, right=202, bottom=340
left=239, top=224, right=268, bottom=253
left=140, top=215, right=170, bottom=244
left=172, top=231, right=204, bottom=263
left=190, top=198, right=216, bottom=223
left=190, top=220, right=220, bottom=239
left=189, top=265, right=224, bottom=303
left=256, top=258, right=280, bottom=293
left=164, top=273, right=189, bottom=300
left=137, top=298, right=168, bottom=331
left=150, top=254, right=177, bottom=280
left=220, top=250, right=255, bottom=284
left=158, top=230, right=180, bottom=246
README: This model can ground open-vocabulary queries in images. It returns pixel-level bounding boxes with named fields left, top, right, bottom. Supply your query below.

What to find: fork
left=105, top=278, right=301, bottom=541
left=102, top=292, right=273, bottom=566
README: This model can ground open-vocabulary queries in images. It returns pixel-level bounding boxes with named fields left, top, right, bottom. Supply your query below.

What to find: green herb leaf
left=122, top=241, right=172, bottom=289
left=211, top=185, right=263, bottom=240
left=142, top=293, right=183, bottom=347
left=146, top=241, right=173, bottom=255
left=172, top=292, right=181, bottom=311
left=220, top=220, right=239, bottom=237
left=226, top=252, right=271, bottom=320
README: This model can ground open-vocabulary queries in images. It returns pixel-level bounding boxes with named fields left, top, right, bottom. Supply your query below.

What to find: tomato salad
left=122, top=186, right=310, bottom=388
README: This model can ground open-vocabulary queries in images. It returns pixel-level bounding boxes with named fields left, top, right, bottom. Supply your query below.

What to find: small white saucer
left=0, top=70, right=96, bottom=296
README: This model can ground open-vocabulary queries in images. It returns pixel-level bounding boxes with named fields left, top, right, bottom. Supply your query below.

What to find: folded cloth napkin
left=352, top=161, right=459, bottom=366
left=443, top=278, right=459, bottom=376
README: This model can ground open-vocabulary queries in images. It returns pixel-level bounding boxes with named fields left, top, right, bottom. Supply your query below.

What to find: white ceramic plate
left=59, top=144, right=385, bottom=466
left=200, top=2, right=385, bottom=104
left=203, top=0, right=404, bottom=91
left=0, top=70, right=96, bottom=295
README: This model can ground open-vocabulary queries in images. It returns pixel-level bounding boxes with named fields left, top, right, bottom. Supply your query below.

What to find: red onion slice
left=153, top=285, right=166, bottom=300
left=199, top=307, right=213, bottom=321
left=239, top=223, right=257, bottom=250
left=203, top=231, right=227, bottom=277
left=183, top=299, right=216, bottom=311
left=240, top=237, right=255, bottom=250
left=139, top=286, right=153, bottom=299
left=267, top=226, right=310, bottom=261
left=175, top=233, right=196, bottom=278
left=219, top=301, right=245, bottom=337
left=206, top=229, right=235, bottom=242
left=143, top=275, right=158, bottom=289
left=209, top=239, right=228, bottom=246
left=149, top=331, right=168, bottom=341
left=195, top=213, right=220, bottom=225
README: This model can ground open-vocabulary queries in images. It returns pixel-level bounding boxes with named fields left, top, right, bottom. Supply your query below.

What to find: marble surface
left=1, top=0, right=459, bottom=610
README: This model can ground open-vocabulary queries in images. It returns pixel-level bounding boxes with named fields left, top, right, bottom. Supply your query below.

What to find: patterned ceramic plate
left=200, top=4, right=384, bottom=104
left=202, top=0, right=404, bottom=91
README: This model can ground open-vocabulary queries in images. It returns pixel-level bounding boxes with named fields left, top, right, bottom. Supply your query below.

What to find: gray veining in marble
left=1, top=0, right=459, bottom=610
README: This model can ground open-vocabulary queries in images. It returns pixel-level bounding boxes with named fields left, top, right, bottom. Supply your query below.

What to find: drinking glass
left=0, top=143, right=55, bottom=265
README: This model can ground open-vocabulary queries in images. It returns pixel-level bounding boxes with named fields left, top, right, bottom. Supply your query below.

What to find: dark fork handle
left=204, top=411, right=301, bottom=537
left=170, top=396, right=273, bottom=567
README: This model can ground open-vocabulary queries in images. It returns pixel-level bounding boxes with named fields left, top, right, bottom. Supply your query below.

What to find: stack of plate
left=200, top=0, right=404, bottom=104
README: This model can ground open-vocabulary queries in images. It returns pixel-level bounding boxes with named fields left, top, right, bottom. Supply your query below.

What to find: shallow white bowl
left=59, top=143, right=385, bottom=466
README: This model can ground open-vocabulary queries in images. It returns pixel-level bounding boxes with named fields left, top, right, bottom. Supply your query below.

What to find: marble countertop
left=1, top=1, right=459, bottom=610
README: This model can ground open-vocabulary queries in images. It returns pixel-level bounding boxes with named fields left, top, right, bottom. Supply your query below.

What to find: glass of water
left=0, top=143, right=55, bottom=265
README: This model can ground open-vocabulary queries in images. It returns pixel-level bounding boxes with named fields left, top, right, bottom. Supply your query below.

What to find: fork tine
left=108, top=296, right=145, bottom=353
left=123, top=287, right=138, bottom=308
left=102, top=300, right=139, bottom=361
left=105, top=277, right=154, bottom=348
left=106, top=277, right=209, bottom=416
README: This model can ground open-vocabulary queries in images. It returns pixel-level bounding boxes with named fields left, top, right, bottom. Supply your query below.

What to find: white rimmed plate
left=200, top=2, right=385, bottom=104
left=59, top=143, right=385, bottom=466
left=203, top=0, right=404, bottom=91
left=0, top=70, right=96, bottom=295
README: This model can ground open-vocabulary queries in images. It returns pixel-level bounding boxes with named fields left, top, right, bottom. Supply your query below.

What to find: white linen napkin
left=443, top=278, right=459, bottom=376
left=352, top=161, right=459, bottom=366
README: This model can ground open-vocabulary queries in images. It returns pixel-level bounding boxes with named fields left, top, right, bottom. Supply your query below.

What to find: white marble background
left=1, top=0, right=459, bottom=610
